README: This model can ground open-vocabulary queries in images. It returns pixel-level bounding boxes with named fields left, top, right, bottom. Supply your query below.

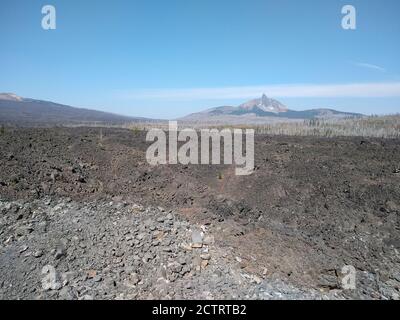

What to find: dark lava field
left=0, top=127, right=399, bottom=299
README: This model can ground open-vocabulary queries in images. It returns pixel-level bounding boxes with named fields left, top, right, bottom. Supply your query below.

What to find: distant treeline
left=122, top=115, right=400, bottom=139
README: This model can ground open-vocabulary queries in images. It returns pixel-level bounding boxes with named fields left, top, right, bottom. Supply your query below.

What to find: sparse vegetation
left=62, top=114, right=400, bottom=139
left=131, top=126, right=142, bottom=135
left=212, top=114, right=400, bottom=139
left=0, top=125, right=5, bottom=135
left=99, top=128, right=103, bottom=142
left=97, top=128, right=105, bottom=150
left=261, top=115, right=400, bottom=138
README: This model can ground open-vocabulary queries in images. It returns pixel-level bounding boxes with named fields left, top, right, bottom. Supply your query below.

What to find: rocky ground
left=0, top=197, right=341, bottom=300
left=0, top=127, right=399, bottom=299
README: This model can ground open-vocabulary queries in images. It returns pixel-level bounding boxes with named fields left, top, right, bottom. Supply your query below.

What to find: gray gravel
left=0, top=197, right=345, bottom=300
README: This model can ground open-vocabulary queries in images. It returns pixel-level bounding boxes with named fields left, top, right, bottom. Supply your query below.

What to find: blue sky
left=0, top=0, right=399, bottom=118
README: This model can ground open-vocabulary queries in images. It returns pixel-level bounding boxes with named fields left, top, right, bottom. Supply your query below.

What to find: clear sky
left=1, top=0, right=399, bottom=118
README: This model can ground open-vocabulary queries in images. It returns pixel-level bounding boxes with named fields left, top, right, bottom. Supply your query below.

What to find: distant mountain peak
left=180, top=94, right=363, bottom=123
left=239, top=94, right=288, bottom=113
left=0, top=94, right=156, bottom=125
left=0, top=93, right=24, bottom=102
left=261, top=93, right=269, bottom=104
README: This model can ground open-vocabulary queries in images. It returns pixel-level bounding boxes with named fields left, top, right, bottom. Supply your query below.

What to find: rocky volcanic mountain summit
left=0, top=93, right=24, bottom=102
left=238, top=94, right=288, bottom=113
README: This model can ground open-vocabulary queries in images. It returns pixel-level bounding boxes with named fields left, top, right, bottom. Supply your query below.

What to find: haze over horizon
left=1, top=0, right=400, bottom=119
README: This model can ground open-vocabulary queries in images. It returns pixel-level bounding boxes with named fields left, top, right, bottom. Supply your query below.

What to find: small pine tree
left=132, top=126, right=140, bottom=135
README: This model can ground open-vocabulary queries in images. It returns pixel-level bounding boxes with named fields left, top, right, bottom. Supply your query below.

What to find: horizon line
left=115, top=82, right=400, bottom=101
